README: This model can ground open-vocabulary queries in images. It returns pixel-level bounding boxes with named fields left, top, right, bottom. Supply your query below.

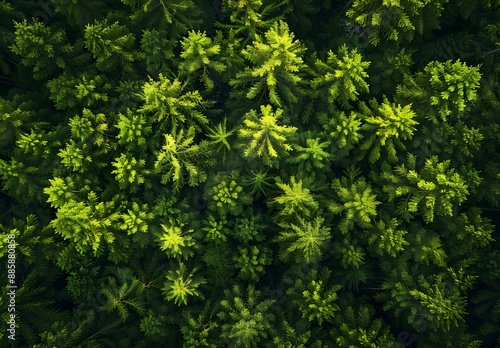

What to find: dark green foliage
left=1, top=0, right=499, bottom=346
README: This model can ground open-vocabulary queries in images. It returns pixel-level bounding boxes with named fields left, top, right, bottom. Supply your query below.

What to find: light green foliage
left=51, top=193, right=119, bottom=255
left=332, top=300, right=404, bottom=347
left=163, top=262, right=205, bottom=306
left=119, top=202, right=152, bottom=235
left=238, top=105, right=298, bottom=167
left=205, top=117, right=235, bottom=162
left=138, top=74, right=210, bottom=129
left=47, top=72, right=111, bottom=110
left=157, top=220, right=196, bottom=260
left=381, top=154, right=471, bottom=223
left=218, top=285, right=275, bottom=347
left=207, top=170, right=253, bottom=216
left=181, top=310, right=219, bottom=347
left=273, top=320, right=314, bottom=347
left=381, top=269, right=476, bottom=333
left=277, top=215, right=331, bottom=264
left=214, top=180, right=243, bottom=207
left=44, top=177, right=79, bottom=209
left=84, top=19, right=136, bottom=72
left=116, top=108, right=152, bottom=150
left=450, top=208, right=495, bottom=248
left=230, top=20, right=306, bottom=108
left=202, top=214, right=228, bottom=244
left=179, top=30, right=226, bottom=90
left=69, top=108, right=109, bottom=148
left=396, top=60, right=481, bottom=124
left=288, top=131, right=332, bottom=172
left=424, top=60, right=481, bottom=123
left=287, top=269, right=341, bottom=325
left=340, top=243, right=366, bottom=270
left=222, top=0, right=283, bottom=39
left=57, top=140, right=92, bottom=172
left=357, top=97, right=418, bottom=163
left=10, top=19, right=72, bottom=80
left=274, top=176, right=319, bottom=219
left=346, top=0, right=447, bottom=45
left=111, top=153, right=148, bottom=190
left=403, top=223, right=447, bottom=267
left=322, top=111, right=363, bottom=156
left=101, top=268, right=146, bottom=321
left=154, top=126, right=214, bottom=191
left=0, top=98, right=33, bottom=149
left=330, top=174, right=380, bottom=233
left=313, top=45, right=370, bottom=108
left=233, top=245, right=271, bottom=281
left=368, top=216, right=409, bottom=258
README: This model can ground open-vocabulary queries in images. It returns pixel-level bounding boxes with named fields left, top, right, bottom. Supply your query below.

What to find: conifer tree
left=346, top=0, right=447, bottom=45
left=154, top=126, right=214, bottom=191
left=230, top=20, right=307, bottom=109
left=218, top=284, right=276, bottom=347
left=10, top=19, right=72, bottom=80
left=312, top=44, right=370, bottom=109
left=238, top=104, right=297, bottom=167
left=276, top=215, right=331, bottom=264
left=179, top=30, right=226, bottom=91
left=357, top=97, right=418, bottom=164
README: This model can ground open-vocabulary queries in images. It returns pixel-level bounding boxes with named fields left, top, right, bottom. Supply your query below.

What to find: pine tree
left=276, top=215, right=331, bottom=264
left=238, top=104, right=298, bottom=167
left=230, top=20, right=307, bottom=109
left=162, top=261, right=205, bottom=306
left=179, top=30, right=226, bottom=91
left=138, top=74, right=210, bottom=131
left=357, top=97, right=418, bottom=164
left=329, top=173, right=380, bottom=234
left=380, top=154, right=471, bottom=223
left=154, top=126, right=214, bottom=191
left=9, top=19, right=72, bottom=80
left=273, top=176, right=319, bottom=220
left=84, top=19, right=137, bottom=73
left=346, top=0, right=447, bottom=45
left=218, top=284, right=276, bottom=347
left=312, top=44, right=370, bottom=109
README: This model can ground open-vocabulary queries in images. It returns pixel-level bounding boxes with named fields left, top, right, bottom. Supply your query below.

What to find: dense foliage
left=1, top=0, right=500, bottom=347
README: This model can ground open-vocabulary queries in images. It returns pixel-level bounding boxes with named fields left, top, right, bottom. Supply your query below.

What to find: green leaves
left=138, top=74, right=210, bottom=129
left=330, top=175, right=380, bottom=233
left=230, top=20, right=306, bottom=108
left=346, top=0, right=447, bottom=45
left=84, top=19, right=136, bottom=72
left=238, top=104, right=297, bottom=167
left=163, top=262, right=205, bottom=306
left=313, top=45, right=370, bottom=108
left=50, top=193, right=119, bottom=255
left=276, top=215, right=331, bottom=264
left=154, top=126, right=214, bottom=191
left=10, top=19, right=72, bottom=80
left=179, top=30, right=226, bottom=90
left=157, top=220, right=196, bottom=260
left=381, top=155, right=471, bottom=223
left=274, top=176, right=319, bottom=219
left=218, top=285, right=275, bottom=347
left=357, top=97, right=418, bottom=163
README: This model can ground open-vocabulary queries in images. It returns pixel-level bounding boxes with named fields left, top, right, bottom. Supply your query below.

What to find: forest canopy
left=1, top=0, right=500, bottom=347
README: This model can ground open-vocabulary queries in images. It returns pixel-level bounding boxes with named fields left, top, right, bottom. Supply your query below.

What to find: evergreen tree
left=230, top=20, right=307, bottom=109
left=238, top=104, right=298, bottom=167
